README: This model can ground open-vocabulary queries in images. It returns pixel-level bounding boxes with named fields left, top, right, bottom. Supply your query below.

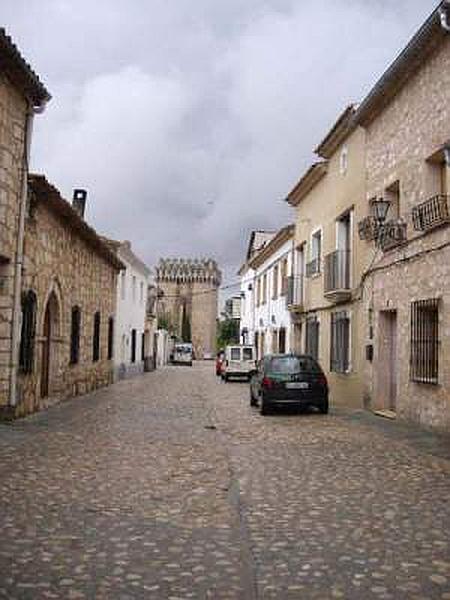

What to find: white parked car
left=171, top=343, right=193, bottom=366
left=222, top=345, right=255, bottom=381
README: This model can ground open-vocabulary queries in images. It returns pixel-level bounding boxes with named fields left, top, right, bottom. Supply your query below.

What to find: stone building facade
left=279, top=3, right=450, bottom=429
left=155, top=258, right=221, bottom=358
left=11, top=175, right=123, bottom=418
left=0, top=30, right=50, bottom=415
left=354, top=6, right=450, bottom=429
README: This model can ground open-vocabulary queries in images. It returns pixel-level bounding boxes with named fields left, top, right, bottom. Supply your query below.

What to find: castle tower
left=155, top=258, right=222, bottom=358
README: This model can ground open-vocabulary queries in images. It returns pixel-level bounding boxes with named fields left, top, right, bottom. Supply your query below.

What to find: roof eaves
left=28, top=174, right=124, bottom=271
left=354, top=4, right=445, bottom=127
left=285, top=162, right=328, bottom=207
left=315, top=104, right=358, bottom=159
left=248, top=224, right=294, bottom=269
left=0, top=29, right=51, bottom=105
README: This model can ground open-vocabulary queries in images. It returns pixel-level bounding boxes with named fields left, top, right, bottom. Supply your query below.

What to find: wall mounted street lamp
left=444, top=144, right=450, bottom=167
left=372, top=197, right=391, bottom=249
left=372, top=197, right=391, bottom=224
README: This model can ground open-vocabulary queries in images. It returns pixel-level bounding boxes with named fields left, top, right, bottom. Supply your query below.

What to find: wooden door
left=387, top=312, right=398, bottom=411
left=41, top=304, right=51, bottom=398
left=378, top=310, right=398, bottom=411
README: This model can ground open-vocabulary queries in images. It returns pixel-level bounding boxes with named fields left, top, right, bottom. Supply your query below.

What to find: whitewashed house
left=109, top=241, right=151, bottom=380
left=239, top=226, right=294, bottom=357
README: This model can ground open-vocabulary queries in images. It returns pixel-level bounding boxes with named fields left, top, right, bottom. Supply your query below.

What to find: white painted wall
left=240, top=235, right=294, bottom=357
left=114, top=243, right=150, bottom=379
left=239, top=266, right=256, bottom=345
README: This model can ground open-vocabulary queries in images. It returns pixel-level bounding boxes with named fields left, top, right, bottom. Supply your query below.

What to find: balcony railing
left=378, top=220, right=407, bottom=251
left=305, top=257, right=320, bottom=277
left=324, top=250, right=351, bottom=301
left=412, top=195, right=449, bottom=232
left=358, top=215, right=379, bottom=241
left=286, top=275, right=304, bottom=310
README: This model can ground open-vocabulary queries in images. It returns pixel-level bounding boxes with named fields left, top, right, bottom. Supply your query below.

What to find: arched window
left=93, top=311, right=101, bottom=362
left=19, top=290, right=37, bottom=373
left=70, top=306, right=81, bottom=365
left=107, top=316, right=114, bottom=360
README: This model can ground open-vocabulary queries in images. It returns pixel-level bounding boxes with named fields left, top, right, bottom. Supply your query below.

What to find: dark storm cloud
left=3, top=0, right=438, bottom=286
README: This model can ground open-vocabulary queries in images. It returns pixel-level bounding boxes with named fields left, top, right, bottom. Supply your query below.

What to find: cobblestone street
left=1, top=362, right=450, bottom=599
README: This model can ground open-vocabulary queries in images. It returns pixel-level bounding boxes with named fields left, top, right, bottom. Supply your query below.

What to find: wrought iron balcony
left=378, top=220, right=407, bottom=251
left=286, top=275, right=304, bottom=311
left=358, top=215, right=379, bottom=241
left=324, top=250, right=351, bottom=302
left=412, top=195, right=449, bottom=232
left=305, top=257, right=320, bottom=277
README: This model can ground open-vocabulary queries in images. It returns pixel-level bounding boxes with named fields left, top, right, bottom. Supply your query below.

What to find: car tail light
left=262, top=376, right=274, bottom=389
left=318, top=373, right=328, bottom=387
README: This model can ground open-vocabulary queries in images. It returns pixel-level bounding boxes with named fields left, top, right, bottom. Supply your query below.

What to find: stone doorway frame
left=39, top=284, right=63, bottom=400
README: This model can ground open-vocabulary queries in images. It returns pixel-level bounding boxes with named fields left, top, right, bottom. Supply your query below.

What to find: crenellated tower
left=155, top=258, right=222, bottom=358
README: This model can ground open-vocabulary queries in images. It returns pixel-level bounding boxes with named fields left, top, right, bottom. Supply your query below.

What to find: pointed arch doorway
left=40, top=291, right=60, bottom=398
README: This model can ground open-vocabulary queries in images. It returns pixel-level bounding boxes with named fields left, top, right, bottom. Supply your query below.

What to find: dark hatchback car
left=250, top=354, right=329, bottom=415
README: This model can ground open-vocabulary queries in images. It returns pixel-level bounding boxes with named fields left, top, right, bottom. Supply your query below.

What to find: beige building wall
left=291, top=126, right=369, bottom=407
left=15, top=194, right=119, bottom=418
left=0, top=78, right=27, bottom=409
left=361, top=35, right=450, bottom=429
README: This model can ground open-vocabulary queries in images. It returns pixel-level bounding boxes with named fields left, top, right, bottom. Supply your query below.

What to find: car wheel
left=260, top=397, right=271, bottom=416
left=319, top=397, right=329, bottom=414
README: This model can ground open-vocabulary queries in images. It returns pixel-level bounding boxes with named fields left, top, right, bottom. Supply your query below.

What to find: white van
left=172, top=343, right=193, bottom=366
left=222, top=345, right=255, bottom=381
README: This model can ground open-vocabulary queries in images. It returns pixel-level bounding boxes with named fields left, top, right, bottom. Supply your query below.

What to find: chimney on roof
left=72, top=189, right=87, bottom=219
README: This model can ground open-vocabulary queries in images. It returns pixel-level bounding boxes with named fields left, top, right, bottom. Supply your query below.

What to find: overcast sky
left=4, top=0, right=438, bottom=289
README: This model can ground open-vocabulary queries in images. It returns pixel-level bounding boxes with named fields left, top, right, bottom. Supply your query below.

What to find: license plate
left=286, top=382, right=309, bottom=390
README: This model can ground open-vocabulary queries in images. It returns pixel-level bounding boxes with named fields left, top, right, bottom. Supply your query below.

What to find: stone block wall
left=362, top=35, right=450, bottom=429
left=14, top=201, right=118, bottom=417
left=191, top=282, right=217, bottom=358
left=0, top=77, right=27, bottom=409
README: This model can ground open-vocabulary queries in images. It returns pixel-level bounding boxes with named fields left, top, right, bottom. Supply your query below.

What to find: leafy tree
left=217, top=318, right=240, bottom=350
left=181, top=305, right=191, bottom=342
left=158, top=313, right=175, bottom=334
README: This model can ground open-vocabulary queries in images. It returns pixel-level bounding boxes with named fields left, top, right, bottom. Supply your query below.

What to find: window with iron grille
left=272, top=265, right=279, bottom=299
left=107, top=317, right=114, bottom=360
left=280, top=259, right=288, bottom=296
left=262, top=274, right=267, bottom=304
left=131, top=329, right=137, bottom=363
left=279, top=327, right=286, bottom=354
left=70, top=306, right=81, bottom=365
left=19, top=290, right=37, bottom=373
left=305, top=317, right=319, bottom=360
left=93, top=311, right=101, bottom=362
left=330, top=311, right=350, bottom=373
left=410, top=299, right=439, bottom=384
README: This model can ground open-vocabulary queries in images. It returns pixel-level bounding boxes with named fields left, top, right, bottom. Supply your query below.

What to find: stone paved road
left=1, top=363, right=449, bottom=599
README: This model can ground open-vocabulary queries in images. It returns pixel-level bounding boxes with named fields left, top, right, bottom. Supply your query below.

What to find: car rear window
left=242, top=347, right=253, bottom=361
left=176, top=345, right=192, bottom=354
left=230, top=348, right=241, bottom=361
left=269, top=356, right=321, bottom=374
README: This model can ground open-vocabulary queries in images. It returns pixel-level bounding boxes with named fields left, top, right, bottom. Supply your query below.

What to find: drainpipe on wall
left=9, top=100, right=48, bottom=408
left=440, top=0, right=450, bottom=32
